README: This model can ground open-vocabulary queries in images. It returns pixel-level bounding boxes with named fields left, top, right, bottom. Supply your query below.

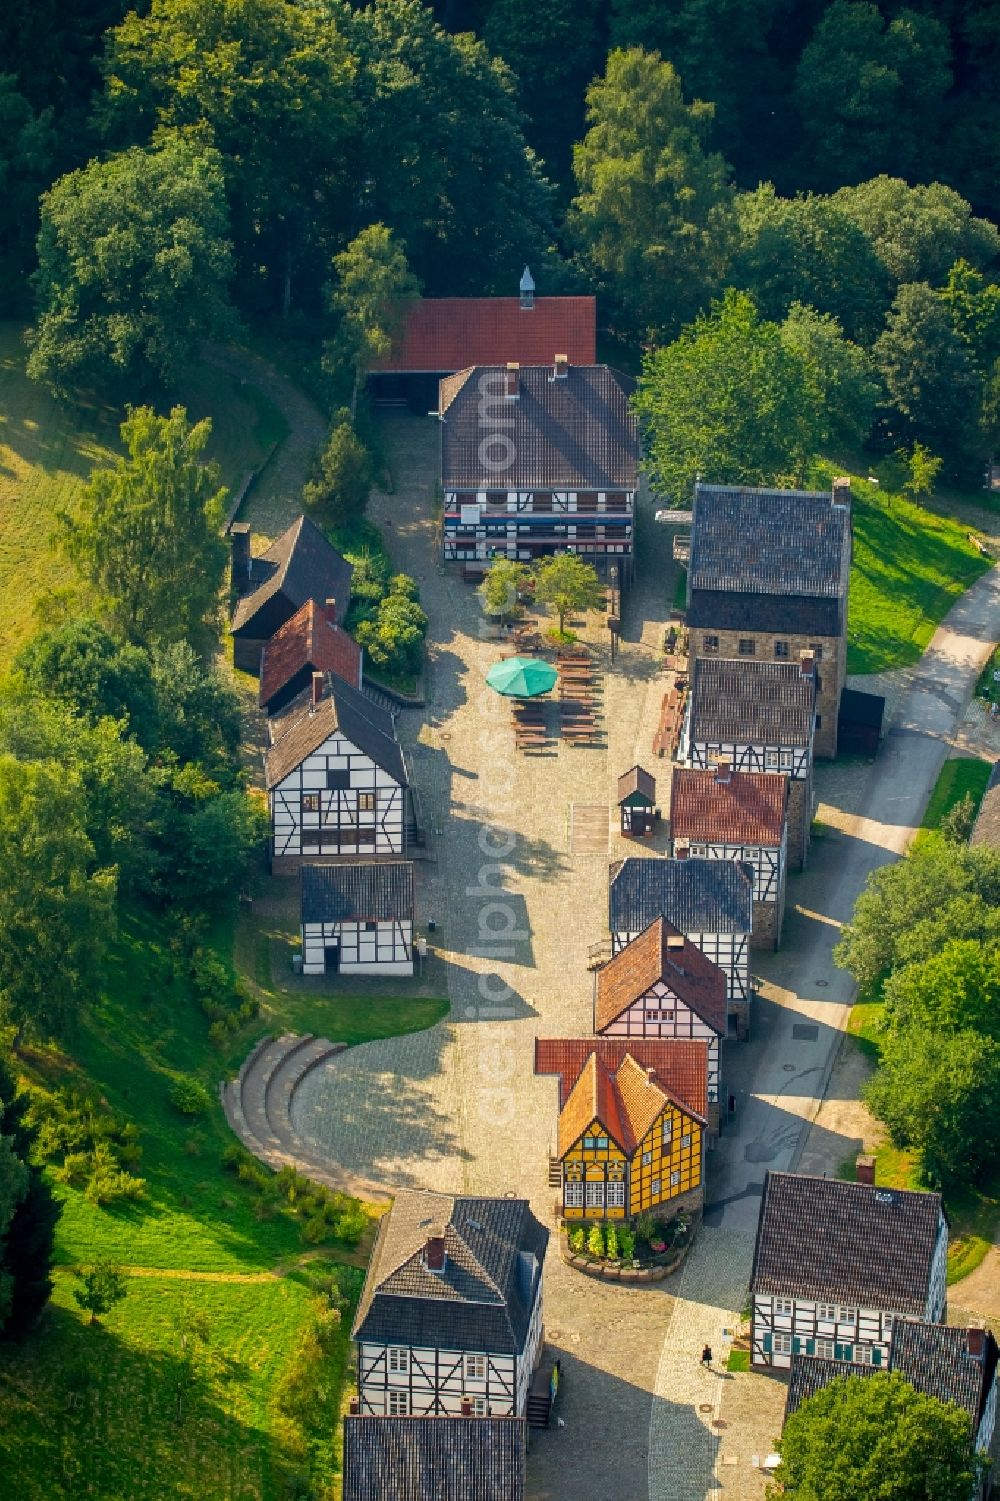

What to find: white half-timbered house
left=265, top=672, right=407, bottom=867
left=750, top=1169, right=948, bottom=1372
left=679, top=654, right=816, bottom=869
left=438, top=359, right=638, bottom=578
left=353, top=1191, right=548, bottom=1419
left=785, top=1324, right=999, bottom=1500
left=670, top=763, right=789, bottom=950
left=300, top=862, right=414, bottom=977
left=593, top=917, right=726, bottom=1128
left=608, top=856, right=754, bottom=1037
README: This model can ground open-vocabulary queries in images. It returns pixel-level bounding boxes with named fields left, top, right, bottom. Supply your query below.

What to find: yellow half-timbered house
left=535, top=1040, right=708, bottom=1224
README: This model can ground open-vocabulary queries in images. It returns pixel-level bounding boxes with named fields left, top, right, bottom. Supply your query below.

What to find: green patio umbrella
left=485, top=656, right=558, bottom=698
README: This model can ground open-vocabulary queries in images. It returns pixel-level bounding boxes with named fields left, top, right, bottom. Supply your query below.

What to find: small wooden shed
left=618, top=765, right=656, bottom=836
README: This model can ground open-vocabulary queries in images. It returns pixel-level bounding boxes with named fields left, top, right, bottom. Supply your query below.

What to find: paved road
left=285, top=414, right=1000, bottom=1501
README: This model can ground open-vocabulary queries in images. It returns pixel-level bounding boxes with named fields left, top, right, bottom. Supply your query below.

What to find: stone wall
left=750, top=896, right=781, bottom=951
left=688, top=627, right=844, bottom=758
left=787, top=776, right=812, bottom=870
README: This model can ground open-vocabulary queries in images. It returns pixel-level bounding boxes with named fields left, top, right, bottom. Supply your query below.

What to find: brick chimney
left=324, top=597, right=338, bottom=627
left=425, top=1226, right=447, bottom=1273
left=553, top=354, right=569, bottom=380
left=666, top=933, right=685, bottom=951
left=460, top=1396, right=473, bottom=1416
left=800, top=650, right=815, bottom=681
left=715, top=760, right=732, bottom=784
left=230, top=523, right=252, bottom=592
left=505, top=362, right=520, bottom=399
left=832, top=476, right=852, bottom=510
left=855, top=1153, right=876, bottom=1185
left=311, top=671, right=325, bottom=711
left=646, top=1067, right=657, bottom=1084
left=967, top=1327, right=986, bottom=1361
left=674, top=845, right=689, bottom=860
left=349, top=1397, right=360, bottom=1415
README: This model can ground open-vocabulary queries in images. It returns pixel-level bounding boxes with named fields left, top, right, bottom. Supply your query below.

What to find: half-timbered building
left=230, top=515, right=353, bottom=673
left=259, top=598, right=362, bottom=716
left=785, top=1324, right=999, bottom=1500
left=352, top=1191, right=548, bottom=1419
left=300, top=861, right=414, bottom=977
left=608, top=856, right=754, bottom=1036
left=265, top=672, right=407, bottom=868
left=685, top=480, right=851, bottom=758
left=438, top=359, right=639, bottom=577
left=670, top=763, right=789, bottom=949
left=593, top=918, right=726, bottom=1130
left=679, top=654, right=816, bottom=869
left=342, top=1413, right=527, bottom=1501
left=750, top=1170, right=948, bottom=1371
left=534, top=1038, right=708, bottom=1222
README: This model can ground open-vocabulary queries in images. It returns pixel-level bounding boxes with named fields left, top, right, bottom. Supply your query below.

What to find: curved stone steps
left=240, top=1032, right=313, bottom=1157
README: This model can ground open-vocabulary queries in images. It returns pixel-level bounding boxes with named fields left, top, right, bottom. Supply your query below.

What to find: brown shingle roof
left=342, top=1415, right=527, bottom=1501
left=594, top=918, right=727, bottom=1035
left=534, top=1038, right=708, bottom=1123
left=687, top=657, right=816, bottom=749
left=259, top=599, right=362, bottom=709
left=670, top=766, right=788, bottom=846
left=440, top=364, right=638, bottom=491
left=618, top=765, right=656, bottom=805
left=751, top=1172, right=944, bottom=1314
left=231, top=515, right=352, bottom=635
left=264, top=677, right=406, bottom=788
left=374, top=295, right=596, bottom=373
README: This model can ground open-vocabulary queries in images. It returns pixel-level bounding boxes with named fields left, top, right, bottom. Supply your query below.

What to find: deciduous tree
left=0, top=76, right=55, bottom=314
left=303, top=414, right=373, bottom=532
left=324, top=228, right=419, bottom=417
left=874, top=282, right=979, bottom=455
left=779, top=303, right=879, bottom=451
left=60, top=405, right=227, bottom=647
left=832, top=178, right=1000, bottom=290
left=534, top=554, right=604, bottom=635
left=478, top=560, right=531, bottom=625
left=570, top=48, right=735, bottom=342
left=0, top=1054, right=58, bottom=1339
left=882, top=939, right=1000, bottom=1039
left=27, top=134, right=234, bottom=398
left=73, top=1260, right=128, bottom=1325
left=775, top=1370, right=976, bottom=1501
left=635, top=290, right=823, bottom=507
left=15, top=618, right=156, bottom=748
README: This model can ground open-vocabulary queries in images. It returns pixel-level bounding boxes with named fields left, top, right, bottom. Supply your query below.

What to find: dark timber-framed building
left=300, top=861, right=414, bottom=977
left=608, top=856, right=754, bottom=1037
left=229, top=514, right=353, bottom=674
left=685, top=480, right=851, bottom=758
left=679, top=654, right=817, bottom=869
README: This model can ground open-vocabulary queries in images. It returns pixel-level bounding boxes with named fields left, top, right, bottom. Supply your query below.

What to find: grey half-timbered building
left=438, top=359, right=638, bottom=578
left=353, top=1191, right=548, bottom=1418
left=685, top=480, right=851, bottom=758
left=750, top=1170, right=948, bottom=1372
left=342, top=1414, right=527, bottom=1501
left=785, top=1324, right=999, bottom=1500
left=265, top=672, right=408, bottom=868
left=593, top=916, right=726, bottom=1129
left=679, top=655, right=816, bottom=870
left=608, top=856, right=754, bottom=1037
left=301, top=861, right=414, bottom=977
left=670, top=763, right=789, bottom=949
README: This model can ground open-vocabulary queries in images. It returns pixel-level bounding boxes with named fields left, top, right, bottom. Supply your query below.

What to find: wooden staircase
left=547, top=1155, right=562, bottom=1188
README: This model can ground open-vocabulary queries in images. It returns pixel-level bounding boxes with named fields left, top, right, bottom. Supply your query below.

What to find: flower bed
left=560, top=1213, right=699, bottom=1283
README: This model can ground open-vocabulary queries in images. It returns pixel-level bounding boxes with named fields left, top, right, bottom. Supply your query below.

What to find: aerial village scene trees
left=2, top=2, right=1000, bottom=1500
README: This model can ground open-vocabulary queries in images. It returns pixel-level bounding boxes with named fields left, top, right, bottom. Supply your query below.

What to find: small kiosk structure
left=618, top=766, right=656, bottom=837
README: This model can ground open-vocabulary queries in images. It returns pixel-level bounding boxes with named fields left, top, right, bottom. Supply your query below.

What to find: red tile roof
left=594, top=918, right=727, bottom=1035
left=670, top=766, right=788, bottom=846
left=534, top=1038, right=708, bottom=1124
left=259, top=599, right=362, bottom=709
left=374, top=297, right=597, bottom=373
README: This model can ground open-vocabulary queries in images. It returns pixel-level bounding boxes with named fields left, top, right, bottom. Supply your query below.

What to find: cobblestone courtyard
left=284, top=415, right=1000, bottom=1501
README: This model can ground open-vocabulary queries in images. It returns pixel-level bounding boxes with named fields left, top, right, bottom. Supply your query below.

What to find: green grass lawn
left=0, top=904, right=444, bottom=1499
left=0, top=323, right=287, bottom=671
left=843, top=473, right=991, bottom=674
left=919, top=758, right=993, bottom=835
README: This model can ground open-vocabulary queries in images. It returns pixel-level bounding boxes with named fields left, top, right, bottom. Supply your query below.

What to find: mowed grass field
left=0, top=323, right=286, bottom=671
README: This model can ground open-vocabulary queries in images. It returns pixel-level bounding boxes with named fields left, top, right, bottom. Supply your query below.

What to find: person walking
left=701, top=1344, right=713, bottom=1368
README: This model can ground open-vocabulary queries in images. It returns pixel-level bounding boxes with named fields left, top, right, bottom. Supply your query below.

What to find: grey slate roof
left=971, top=761, right=1000, bottom=849
left=751, top=1172, right=944, bottom=1315
left=264, top=675, right=407, bottom=788
left=688, top=484, right=851, bottom=600
left=785, top=1325, right=998, bottom=1434
left=342, top=1416, right=526, bottom=1501
left=440, top=364, right=638, bottom=491
left=352, top=1191, right=549, bottom=1355
left=687, top=590, right=842, bottom=636
left=687, top=657, right=816, bottom=749
left=608, top=856, right=753, bottom=936
left=231, top=514, right=353, bottom=634
left=300, top=862, right=414, bottom=925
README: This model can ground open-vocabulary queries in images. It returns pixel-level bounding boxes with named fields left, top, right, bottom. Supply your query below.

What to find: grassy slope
left=843, top=474, right=991, bottom=674
left=0, top=323, right=286, bottom=671
left=920, top=758, right=993, bottom=835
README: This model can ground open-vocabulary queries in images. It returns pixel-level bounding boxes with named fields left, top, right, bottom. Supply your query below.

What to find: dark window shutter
left=792, top=1337, right=801, bottom=1354
left=806, top=1339, right=816, bottom=1356
left=763, top=1333, right=772, bottom=1354
left=872, top=1347, right=882, bottom=1367
left=835, top=1343, right=844, bottom=1360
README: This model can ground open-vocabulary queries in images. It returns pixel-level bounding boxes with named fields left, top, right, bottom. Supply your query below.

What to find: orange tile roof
left=259, top=599, right=362, bottom=708
left=374, top=297, right=597, bottom=373
left=670, top=766, right=788, bottom=846
left=553, top=1047, right=704, bottom=1159
left=594, top=917, right=727, bottom=1036
left=535, top=1038, right=708, bottom=1125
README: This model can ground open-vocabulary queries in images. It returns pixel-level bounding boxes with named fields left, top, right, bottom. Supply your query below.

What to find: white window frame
left=838, top=1306, right=857, bottom=1323
left=817, top=1303, right=836, bottom=1322
left=585, top=1182, right=604, bottom=1209
left=388, top=1389, right=409, bottom=1415
left=681, top=1133, right=692, bottom=1148
left=773, top=1332, right=793, bottom=1355
left=774, top=1298, right=794, bottom=1317
left=473, top=1396, right=489, bottom=1415
left=662, top=1120, right=673, bottom=1146
left=564, top=1180, right=584, bottom=1208
left=651, top=1179, right=661, bottom=1196
left=670, top=1170, right=680, bottom=1187
left=816, top=1337, right=835, bottom=1359
left=606, top=1180, right=626, bottom=1209
left=641, top=1151, right=652, bottom=1166
left=465, top=1353, right=487, bottom=1381
left=388, top=1346, right=409, bottom=1374
left=853, top=1344, right=873, bottom=1366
